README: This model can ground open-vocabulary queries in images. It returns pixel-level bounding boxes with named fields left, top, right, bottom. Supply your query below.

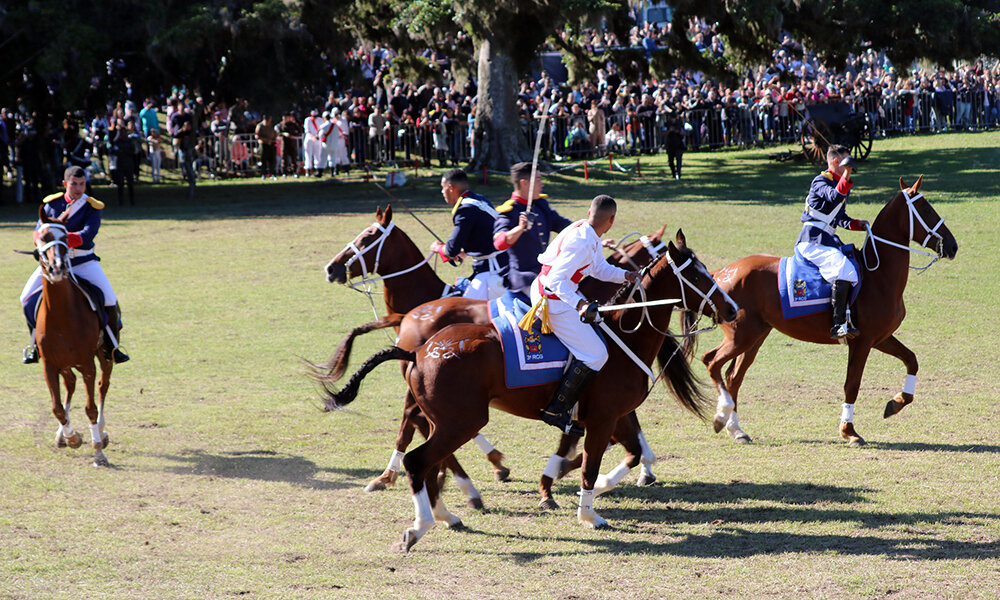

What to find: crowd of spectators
left=2, top=17, right=998, bottom=203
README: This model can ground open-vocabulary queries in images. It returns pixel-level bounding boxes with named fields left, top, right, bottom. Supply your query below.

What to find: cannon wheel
left=800, top=117, right=832, bottom=164
left=852, top=114, right=874, bottom=161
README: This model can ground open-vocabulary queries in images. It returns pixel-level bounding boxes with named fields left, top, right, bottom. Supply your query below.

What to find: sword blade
left=597, top=299, right=681, bottom=312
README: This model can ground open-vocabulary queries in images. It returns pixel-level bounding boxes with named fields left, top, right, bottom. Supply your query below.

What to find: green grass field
left=1, top=132, right=998, bottom=599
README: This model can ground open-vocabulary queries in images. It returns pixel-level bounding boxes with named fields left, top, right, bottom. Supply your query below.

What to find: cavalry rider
left=797, top=144, right=869, bottom=340
left=20, top=166, right=130, bottom=364
left=430, top=169, right=510, bottom=301
left=493, top=162, right=573, bottom=297
left=530, top=194, right=640, bottom=434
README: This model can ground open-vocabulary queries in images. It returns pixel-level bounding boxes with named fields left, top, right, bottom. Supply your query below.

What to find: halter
left=862, top=190, right=945, bottom=273
left=35, top=224, right=72, bottom=282
left=612, top=232, right=667, bottom=271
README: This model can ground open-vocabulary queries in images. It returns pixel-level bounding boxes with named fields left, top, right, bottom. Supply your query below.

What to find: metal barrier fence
left=162, top=91, right=997, bottom=176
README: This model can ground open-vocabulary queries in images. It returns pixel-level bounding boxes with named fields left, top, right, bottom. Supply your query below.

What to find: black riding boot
left=22, top=326, right=38, bottom=364
left=540, top=358, right=596, bottom=436
left=104, top=304, right=130, bottom=364
left=830, top=280, right=860, bottom=340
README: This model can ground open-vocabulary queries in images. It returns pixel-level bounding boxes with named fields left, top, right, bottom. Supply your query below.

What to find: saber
left=525, top=97, right=551, bottom=229
left=598, top=298, right=681, bottom=312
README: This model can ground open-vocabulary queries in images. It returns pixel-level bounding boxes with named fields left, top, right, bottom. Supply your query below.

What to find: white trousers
left=796, top=242, right=858, bottom=284
left=463, top=271, right=504, bottom=301
left=303, top=138, right=324, bottom=171
left=21, top=261, right=118, bottom=307
left=530, top=281, right=607, bottom=370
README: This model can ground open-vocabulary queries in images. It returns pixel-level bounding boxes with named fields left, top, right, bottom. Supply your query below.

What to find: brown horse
left=698, top=176, right=958, bottom=446
left=325, top=231, right=739, bottom=551
left=32, top=207, right=113, bottom=467
left=316, top=208, right=672, bottom=505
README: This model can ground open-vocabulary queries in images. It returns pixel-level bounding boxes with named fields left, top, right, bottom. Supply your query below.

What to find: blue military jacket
left=444, top=191, right=509, bottom=277
left=493, top=194, right=572, bottom=292
left=797, top=170, right=856, bottom=247
left=39, top=192, right=104, bottom=266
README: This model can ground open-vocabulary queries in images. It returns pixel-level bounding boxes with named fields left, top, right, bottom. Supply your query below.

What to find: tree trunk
left=469, top=37, right=532, bottom=173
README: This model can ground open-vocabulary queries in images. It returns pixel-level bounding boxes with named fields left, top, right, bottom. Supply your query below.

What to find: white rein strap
left=863, top=191, right=944, bottom=273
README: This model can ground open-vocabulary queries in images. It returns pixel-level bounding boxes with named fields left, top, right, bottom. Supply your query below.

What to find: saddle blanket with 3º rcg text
left=489, top=291, right=568, bottom=389
left=778, top=244, right=862, bottom=320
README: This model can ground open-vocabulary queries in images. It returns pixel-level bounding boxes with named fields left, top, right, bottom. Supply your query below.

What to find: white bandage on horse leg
left=90, top=424, right=102, bottom=444
left=60, top=423, right=75, bottom=438
left=412, top=488, right=435, bottom=531
left=579, top=487, right=595, bottom=512
left=543, top=454, right=564, bottom=480
left=595, top=462, right=631, bottom=495
left=472, top=434, right=495, bottom=455
left=841, top=403, right=855, bottom=423
left=453, top=475, right=480, bottom=501
left=903, top=374, right=917, bottom=396
left=387, top=450, right=405, bottom=474
left=638, top=431, right=656, bottom=465
left=725, top=412, right=742, bottom=435
left=716, top=386, right=735, bottom=412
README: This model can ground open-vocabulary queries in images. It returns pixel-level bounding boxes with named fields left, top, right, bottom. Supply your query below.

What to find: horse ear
left=666, top=239, right=678, bottom=258
left=654, top=223, right=667, bottom=241
left=674, top=228, right=687, bottom=249
left=899, top=177, right=907, bottom=191
left=913, top=174, right=924, bottom=193
left=375, top=205, right=384, bottom=219
left=384, top=205, right=393, bottom=223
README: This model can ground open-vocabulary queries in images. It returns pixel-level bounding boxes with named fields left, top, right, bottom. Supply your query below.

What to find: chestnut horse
left=325, top=232, right=739, bottom=551
left=316, top=207, right=673, bottom=506
left=31, top=207, right=113, bottom=467
left=700, top=176, right=958, bottom=446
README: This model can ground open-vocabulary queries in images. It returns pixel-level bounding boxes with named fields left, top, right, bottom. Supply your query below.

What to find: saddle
left=778, top=244, right=862, bottom=319
left=489, top=291, right=569, bottom=388
left=24, top=275, right=108, bottom=330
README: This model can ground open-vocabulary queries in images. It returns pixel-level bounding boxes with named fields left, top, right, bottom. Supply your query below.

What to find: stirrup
left=111, top=347, right=130, bottom=364
left=22, top=346, right=38, bottom=364
left=830, top=323, right=860, bottom=340
left=540, top=410, right=584, bottom=436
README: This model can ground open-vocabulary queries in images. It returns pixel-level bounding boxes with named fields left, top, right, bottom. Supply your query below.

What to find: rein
left=862, top=190, right=945, bottom=274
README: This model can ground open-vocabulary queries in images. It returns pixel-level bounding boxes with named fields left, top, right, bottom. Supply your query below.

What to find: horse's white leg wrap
left=411, top=488, right=436, bottom=533
left=594, top=462, right=631, bottom=496
left=89, top=424, right=102, bottom=445
left=577, top=488, right=607, bottom=528
left=841, top=403, right=855, bottom=423
left=431, top=496, right=463, bottom=527
left=903, top=374, right=917, bottom=396
left=60, top=422, right=75, bottom=438
left=715, top=385, right=735, bottom=419
left=386, top=449, right=405, bottom=474
left=638, top=431, right=656, bottom=466
left=453, top=475, right=481, bottom=502
left=472, top=434, right=495, bottom=455
left=725, top=412, right=747, bottom=439
left=543, top=453, right=564, bottom=480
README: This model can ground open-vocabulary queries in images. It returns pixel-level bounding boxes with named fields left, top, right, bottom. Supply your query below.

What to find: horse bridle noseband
left=34, top=224, right=71, bottom=281
left=339, top=221, right=436, bottom=291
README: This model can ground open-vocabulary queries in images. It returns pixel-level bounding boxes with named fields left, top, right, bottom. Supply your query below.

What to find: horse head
left=654, top=229, right=739, bottom=324
left=325, top=205, right=398, bottom=284
left=611, top=224, right=667, bottom=270
left=35, top=205, right=71, bottom=283
left=897, top=176, right=958, bottom=260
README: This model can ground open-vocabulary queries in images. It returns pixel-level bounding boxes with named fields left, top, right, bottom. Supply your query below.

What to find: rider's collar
left=510, top=193, right=529, bottom=206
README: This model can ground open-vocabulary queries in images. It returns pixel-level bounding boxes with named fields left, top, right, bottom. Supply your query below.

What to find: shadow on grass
left=156, top=448, right=359, bottom=490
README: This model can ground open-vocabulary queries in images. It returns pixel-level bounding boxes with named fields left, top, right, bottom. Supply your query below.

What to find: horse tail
left=304, top=313, right=405, bottom=383
left=321, top=346, right=415, bottom=411
left=680, top=311, right=699, bottom=359
left=656, top=333, right=711, bottom=421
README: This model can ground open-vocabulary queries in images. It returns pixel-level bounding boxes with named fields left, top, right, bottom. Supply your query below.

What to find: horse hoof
left=446, top=520, right=466, bottom=531
left=56, top=433, right=67, bottom=448
left=734, top=434, right=753, bottom=444
left=539, top=498, right=559, bottom=511
left=66, top=433, right=83, bottom=449
left=636, top=473, right=657, bottom=487
left=365, top=479, right=388, bottom=492
left=467, top=497, right=485, bottom=511
left=883, top=400, right=897, bottom=419
left=93, top=454, right=109, bottom=468
left=712, top=414, right=726, bottom=434
left=848, top=437, right=867, bottom=448
left=394, top=530, right=419, bottom=553
left=493, top=466, right=511, bottom=482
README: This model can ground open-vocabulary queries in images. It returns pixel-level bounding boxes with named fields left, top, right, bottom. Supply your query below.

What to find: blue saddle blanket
left=778, top=244, right=861, bottom=319
left=489, top=291, right=568, bottom=389
left=24, top=275, right=107, bottom=330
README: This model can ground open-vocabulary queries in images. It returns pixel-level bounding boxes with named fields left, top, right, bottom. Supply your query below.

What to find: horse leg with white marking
left=594, top=413, right=645, bottom=496
left=46, top=364, right=82, bottom=449
left=839, top=342, right=873, bottom=447
left=79, top=360, right=108, bottom=467
left=720, top=334, right=770, bottom=443
left=874, top=335, right=918, bottom=418
left=578, top=419, right=616, bottom=528
left=472, top=434, right=510, bottom=482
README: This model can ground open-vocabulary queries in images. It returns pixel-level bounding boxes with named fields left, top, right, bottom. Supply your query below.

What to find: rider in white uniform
left=795, top=144, right=868, bottom=339
left=529, top=194, right=639, bottom=434
left=302, top=109, right=325, bottom=177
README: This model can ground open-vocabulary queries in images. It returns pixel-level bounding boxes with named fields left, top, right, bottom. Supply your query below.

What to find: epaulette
left=42, top=192, right=63, bottom=204
left=496, top=198, right=520, bottom=214
left=821, top=170, right=835, bottom=181
left=85, top=196, right=105, bottom=209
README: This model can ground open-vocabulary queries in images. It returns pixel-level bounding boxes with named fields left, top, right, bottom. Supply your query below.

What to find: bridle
left=337, top=220, right=435, bottom=292
left=862, top=189, right=945, bottom=273
left=612, top=231, right=667, bottom=270
left=34, top=224, right=71, bottom=282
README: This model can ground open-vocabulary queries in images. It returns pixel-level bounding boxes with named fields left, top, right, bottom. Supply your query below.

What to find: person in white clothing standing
left=302, top=109, right=325, bottom=177
left=529, top=194, right=640, bottom=434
